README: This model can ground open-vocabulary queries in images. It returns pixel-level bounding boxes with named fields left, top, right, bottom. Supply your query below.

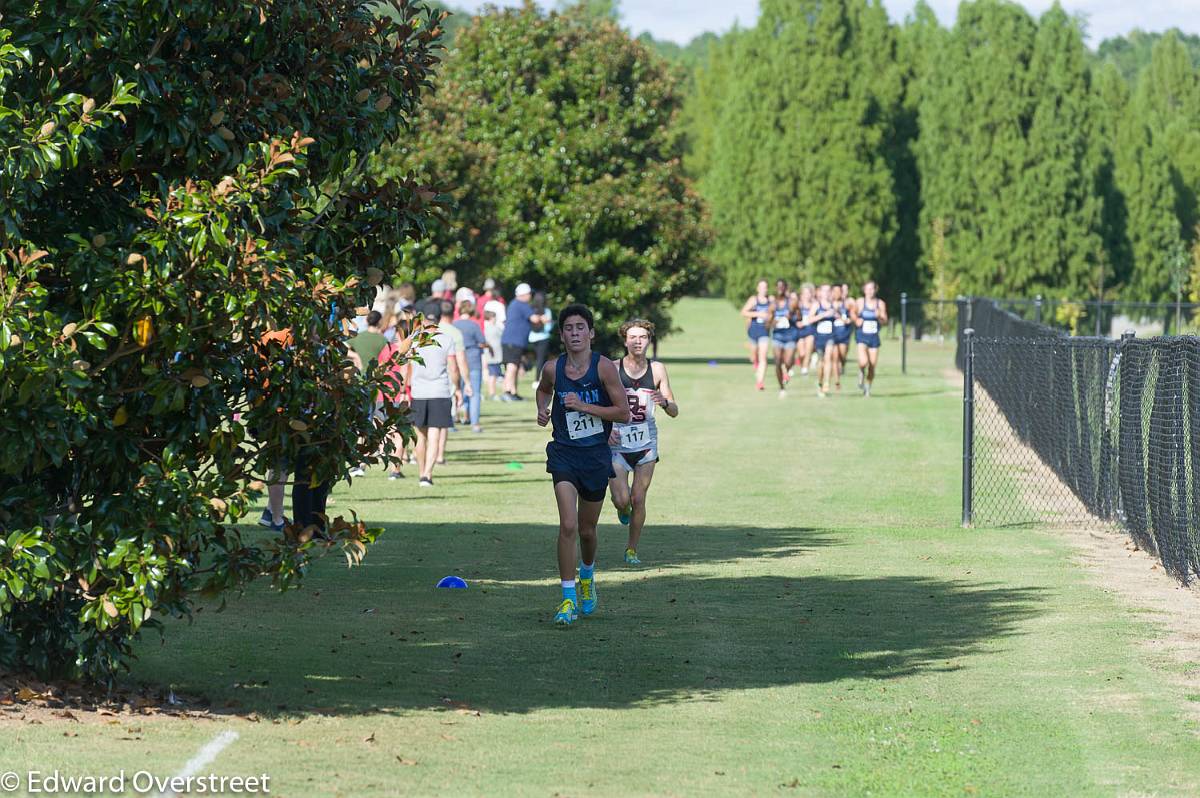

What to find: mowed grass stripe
left=2, top=298, right=1197, bottom=797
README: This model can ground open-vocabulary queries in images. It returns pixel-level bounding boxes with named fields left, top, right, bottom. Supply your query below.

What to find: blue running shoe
left=554, top=598, right=578, bottom=626
left=624, top=547, right=641, bottom=565
left=617, top=502, right=632, bottom=525
left=578, top=576, right=598, bottom=616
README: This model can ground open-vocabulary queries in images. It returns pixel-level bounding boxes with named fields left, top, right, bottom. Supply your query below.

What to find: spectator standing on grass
left=454, top=298, right=488, bottom=433
left=501, top=282, right=544, bottom=401
left=479, top=278, right=505, bottom=322
left=528, top=291, right=555, bottom=393
left=484, top=301, right=505, bottom=400
left=347, top=311, right=389, bottom=477
left=405, top=304, right=461, bottom=487
left=437, top=300, right=471, bottom=461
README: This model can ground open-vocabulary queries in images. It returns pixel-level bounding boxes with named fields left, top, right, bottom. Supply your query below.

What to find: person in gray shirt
left=405, top=304, right=461, bottom=487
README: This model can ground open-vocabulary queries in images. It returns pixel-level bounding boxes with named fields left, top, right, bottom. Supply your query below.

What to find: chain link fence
left=957, top=298, right=1200, bottom=585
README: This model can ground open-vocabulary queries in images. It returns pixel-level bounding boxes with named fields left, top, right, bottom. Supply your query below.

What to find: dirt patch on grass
left=948, top=367, right=1200, bottom=725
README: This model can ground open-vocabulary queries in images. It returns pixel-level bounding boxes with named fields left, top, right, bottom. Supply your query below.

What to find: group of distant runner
left=741, top=279, right=888, bottom=398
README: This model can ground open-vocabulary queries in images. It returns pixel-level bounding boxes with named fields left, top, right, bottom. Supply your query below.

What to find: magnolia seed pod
left=82, top=97, right=96, bottom=114
left=61, top=322, right=78, bottom=338
left=126, top=252, right=143, bottom=265
left=354, top=88, right=371, bottom=103
left=190, top=375, right=211, bottom=388
left=39, top=121, right=56, bottom=138
left=209, top=110, right=225, bottom=126
left=374, top=95, right=392, bottom=112
left=133, top=316, right=154, bottom=347
left=217, top=126, right=236, bottom=141
left=288, top=419, right=309, bottom=432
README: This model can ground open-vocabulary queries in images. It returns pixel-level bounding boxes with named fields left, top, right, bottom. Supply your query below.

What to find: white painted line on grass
left=154, top=730, right=240, bottom=798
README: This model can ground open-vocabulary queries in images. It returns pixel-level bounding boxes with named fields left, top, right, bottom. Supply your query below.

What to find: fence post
left=901, top=292, right=908, bottom=375
left=1094, top=300, right=1103, bottom=338
left=1034, top=295, right=1043, bottom=326
left=962, top=328, right=975, bottom=528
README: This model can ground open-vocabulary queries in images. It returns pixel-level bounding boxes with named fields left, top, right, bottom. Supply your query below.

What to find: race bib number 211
left=566, top=410, right=603, bottom=441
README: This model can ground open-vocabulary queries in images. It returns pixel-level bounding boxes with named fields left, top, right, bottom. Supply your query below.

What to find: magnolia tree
left=0, top=1, right=445, bottom=682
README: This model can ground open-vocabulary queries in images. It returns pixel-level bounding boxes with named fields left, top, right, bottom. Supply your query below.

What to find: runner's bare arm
left=652, top=361, right=678, bottom=418
left=564, top=357, right=630, bottom=424
left=535, top=359, right=555, bottom=427
left=878, top=299, right=889, bottom=324
left=740, top=296, right=762, bottom=320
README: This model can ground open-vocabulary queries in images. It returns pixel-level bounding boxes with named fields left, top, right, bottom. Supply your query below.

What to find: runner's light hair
left=619, top=318, right=656, bottom=342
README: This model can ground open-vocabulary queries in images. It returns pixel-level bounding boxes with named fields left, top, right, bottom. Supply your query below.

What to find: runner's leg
left=627, top=462, right=657, bottom=553
left=577, top=496, right=602, bottom=573
left=554, top=481, right=581, bottom=583
left=755, top=337, right=769, bottom=388
left=609, top=463, right=632, bottom=517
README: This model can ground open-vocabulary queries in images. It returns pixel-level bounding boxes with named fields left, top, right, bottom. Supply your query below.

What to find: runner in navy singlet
left=740, top=279, right=772, bottom=391
left=536, top=304, right=630, bottom=626
left=769, top=279, right=799, bottom=397
left=855, top=280, right=888, bottom=397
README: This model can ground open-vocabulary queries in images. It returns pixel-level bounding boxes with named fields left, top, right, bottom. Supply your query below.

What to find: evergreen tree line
left=684, top=0, right=1200, bottom=303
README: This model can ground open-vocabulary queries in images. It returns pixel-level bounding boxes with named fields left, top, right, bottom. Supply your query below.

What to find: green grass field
left=4, top=298, right=1199, bottom=797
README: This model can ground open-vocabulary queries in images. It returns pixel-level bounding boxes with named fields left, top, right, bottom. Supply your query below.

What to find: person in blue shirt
left=500, top=282, right=545, bottom=401
left=535, top=304, right=630, bottom=626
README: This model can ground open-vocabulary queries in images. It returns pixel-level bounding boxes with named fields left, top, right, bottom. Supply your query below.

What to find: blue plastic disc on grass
left=708, top=360, right=719, bottom=367
left=437, top=575, right=468, bottom=589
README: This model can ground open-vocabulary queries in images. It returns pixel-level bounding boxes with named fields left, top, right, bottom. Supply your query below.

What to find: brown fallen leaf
left=363, top=732, right=375, bottom=744
left=395, top=756, right=418, bottom=766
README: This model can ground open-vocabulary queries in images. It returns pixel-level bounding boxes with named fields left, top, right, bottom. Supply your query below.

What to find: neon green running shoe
left=578, top=576, right=598, bottom=616
left=624, top=547, right=641, bottom=565
left=553, top=598, right=578, bottom=626
left=617, top=502, right=632, bottom=525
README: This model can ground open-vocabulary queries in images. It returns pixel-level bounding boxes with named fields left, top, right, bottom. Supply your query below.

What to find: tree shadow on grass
left=133, top=523, right=1043, bottom=718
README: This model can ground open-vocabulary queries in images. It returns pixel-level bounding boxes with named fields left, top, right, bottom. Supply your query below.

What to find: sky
left=452, top=1, right=1199, bottom=45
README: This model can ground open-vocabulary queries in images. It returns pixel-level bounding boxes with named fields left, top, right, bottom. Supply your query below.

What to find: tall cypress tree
left=708, top=0, right=898, bottom=299
left=1134, top=32, right=1200, bottom=252
left=916, top=0, right=1039, bottom=295
left=1017, top=4, right=1104, bottom=297
left=1098, top=60, right=1185, bottom=301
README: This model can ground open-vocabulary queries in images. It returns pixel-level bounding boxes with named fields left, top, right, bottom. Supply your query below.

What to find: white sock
left=561, top=580, right=575, bottom=589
